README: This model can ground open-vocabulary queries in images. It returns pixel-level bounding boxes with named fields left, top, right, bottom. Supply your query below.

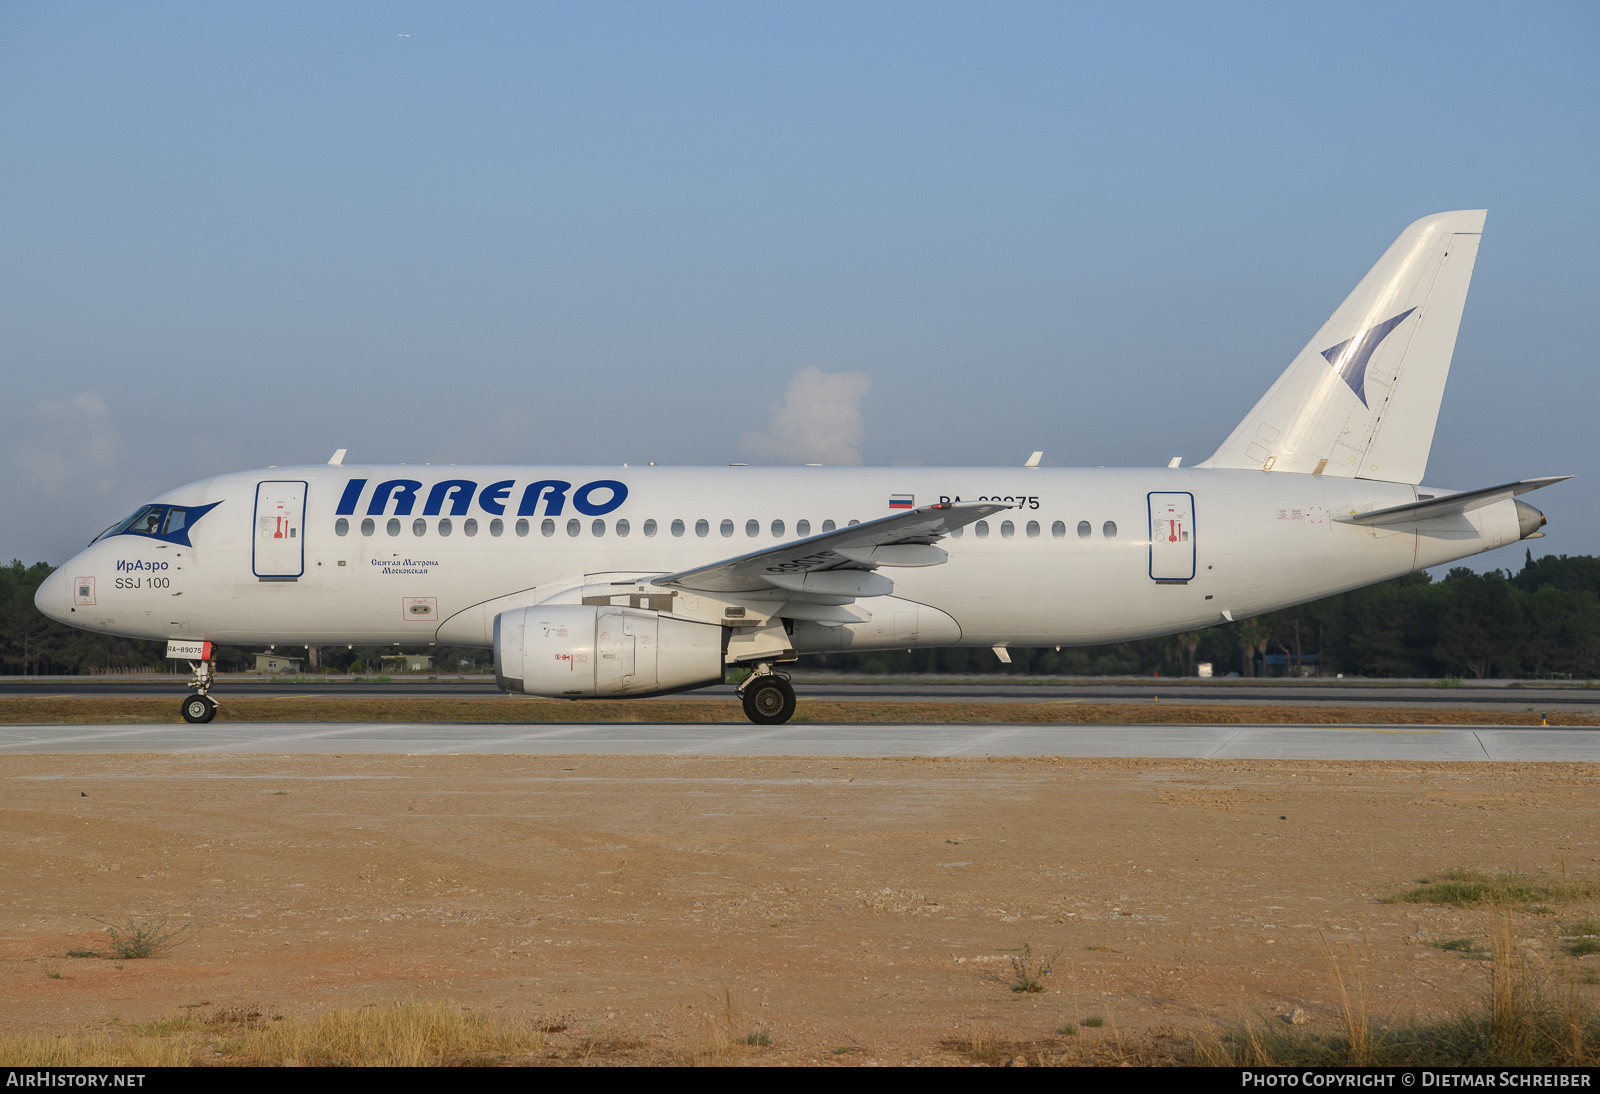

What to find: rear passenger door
left=1147, top=492, right=1195, bottom=583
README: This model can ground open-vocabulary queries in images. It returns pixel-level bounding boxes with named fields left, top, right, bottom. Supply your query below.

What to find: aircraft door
left=253, top=481, right=307, bottom=579
left=1148, top=492, right=1195, bottom=582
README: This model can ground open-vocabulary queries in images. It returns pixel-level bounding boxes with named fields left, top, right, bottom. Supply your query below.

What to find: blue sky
left=3, top=2, right=1596, bottom=567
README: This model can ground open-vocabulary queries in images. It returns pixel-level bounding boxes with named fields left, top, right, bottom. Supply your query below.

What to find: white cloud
left=3, top=391, right=145, bottom=562
left=738, top=367, right=873, bottom=466
left=14, top=392, right=125, bottom=496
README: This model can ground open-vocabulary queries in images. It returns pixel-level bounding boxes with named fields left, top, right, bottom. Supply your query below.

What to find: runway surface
left=6, top=676, right=1600, bottom=709
left=3, top=721, right=1598, bottom=761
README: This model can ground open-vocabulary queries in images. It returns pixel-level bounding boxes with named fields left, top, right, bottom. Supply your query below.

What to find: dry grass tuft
left=1385, top=868, right=1600, bottom=908
left=678, top=988, right=765, bottom=1066
left=939, top=1020, right=1176, bottom=1067
left=66, top=916, right=191, bottom=960
left=0, top=1032, right=195, bottom=1068
left=1193, top=909, right=1600, bottom=1067
left=949, top=1028, right=1003, bottom=1064
left=1008, top=943, right=1059, bottom=993
left=0, top=1001, right=542, bottom=1068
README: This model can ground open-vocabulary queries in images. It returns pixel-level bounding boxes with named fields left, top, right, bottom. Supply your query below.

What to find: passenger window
left=673, top=519, right=687, bottom=537
left=1000, top=520, right=1015, bottom=539
left=335, top=518, right=349, bottom=537
left=643, top=519, right=657, bottom=537
left=797, top=520, right=810, bottom=537
left=1103, top=521, right=1118, bottom=538
left=439, top=518, right=453, bottom=537
left=745, top=519, right=759, bottom=537
left=387, top=518, right=401, bottom=537
left=821, top=520, right=836, bottom=532
left=1077, top=520, right=1091, bottom=539
left=361, top=518, right=375, bottom=537
left=720, top=519, right=734, bottom=537
left=695, top=519, right=708, bottom=537
left=516, top=519, right=530, bottom=537
left=541, top=518, right=554, bottom=537
left=974, top=521, right=989, bottom=539
left=1026, top=520, right=1040, bottom=539
left=847, top=519, right=860, bottom=526
left=464, top=518, right=478, bottom=537
left=616, top=519, right=630, bottom=537
left=490, top=518, right=504, bottom=537
left=771, top=519, right=785, bottom=537
left=412, top=518, right=426, bottom=536
left=592, top=519, right=606, bottom=537
left=949, top=526, right=963, bottom=538
left=1051, top=520, right=1065, bottom=539
left=567, top=518, right=580, bottom=537
left=162, top=509, right=187, bottom=535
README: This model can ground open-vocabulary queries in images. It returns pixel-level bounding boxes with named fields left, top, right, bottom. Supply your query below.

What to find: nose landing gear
left=738, top=665, right=796, bottom=725
left=180, top=659, right=218, bottom=724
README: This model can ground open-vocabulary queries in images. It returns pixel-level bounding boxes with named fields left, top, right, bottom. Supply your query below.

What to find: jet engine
left=494, top=604, right=723, bottom=697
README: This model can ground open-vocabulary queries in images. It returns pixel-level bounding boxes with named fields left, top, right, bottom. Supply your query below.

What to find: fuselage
left=36, top=463, right=1524, bottom=655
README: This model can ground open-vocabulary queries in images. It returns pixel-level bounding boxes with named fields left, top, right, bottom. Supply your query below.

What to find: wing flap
left=652, top=500, right=1010, bottom=594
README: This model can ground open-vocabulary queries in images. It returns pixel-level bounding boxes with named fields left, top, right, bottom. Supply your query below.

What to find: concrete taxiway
left=2, top=721, right=1598, bottom=761
left=6, top=676, right=1600, bottom=710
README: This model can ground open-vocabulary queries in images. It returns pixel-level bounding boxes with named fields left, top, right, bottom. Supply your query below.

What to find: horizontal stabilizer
left=1334, top=476, right=1571, bottom=527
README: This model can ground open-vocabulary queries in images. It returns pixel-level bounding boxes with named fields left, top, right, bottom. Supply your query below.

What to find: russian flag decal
left=889, top=494, right=914, bottom=509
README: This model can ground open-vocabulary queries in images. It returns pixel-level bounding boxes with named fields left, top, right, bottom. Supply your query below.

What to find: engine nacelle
left=494, top=604, right=723, bottom=698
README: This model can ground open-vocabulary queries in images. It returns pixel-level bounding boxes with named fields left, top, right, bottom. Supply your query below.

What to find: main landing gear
left=180, top=659, right=218, bottom=724
left=738, top=665, right=796, bottom=725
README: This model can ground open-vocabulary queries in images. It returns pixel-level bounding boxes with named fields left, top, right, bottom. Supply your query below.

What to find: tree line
left=4, top=552, right=1598, bottom=679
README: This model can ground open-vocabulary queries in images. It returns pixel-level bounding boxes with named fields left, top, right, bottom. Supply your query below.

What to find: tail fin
left=1199, top=210, right=1485, bottom=484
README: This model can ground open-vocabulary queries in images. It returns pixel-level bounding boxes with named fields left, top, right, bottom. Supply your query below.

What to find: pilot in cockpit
left=128, top=509, right=165, bottom=536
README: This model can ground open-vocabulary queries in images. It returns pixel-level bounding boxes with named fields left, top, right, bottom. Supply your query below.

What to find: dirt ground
left=3, top=753, right=1599, bottom=1065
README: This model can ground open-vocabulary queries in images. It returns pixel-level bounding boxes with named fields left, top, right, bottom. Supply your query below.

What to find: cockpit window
left=93, top=500, right=217, bottom=546
left=128, top=508, right=166, bottom=536
left=96, top=506, right=157, bottom=542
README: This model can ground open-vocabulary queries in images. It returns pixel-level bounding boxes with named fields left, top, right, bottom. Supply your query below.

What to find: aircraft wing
left=1334, top=476, right=1571, bottom=527
left=652, top=500, right=1013, bottom=594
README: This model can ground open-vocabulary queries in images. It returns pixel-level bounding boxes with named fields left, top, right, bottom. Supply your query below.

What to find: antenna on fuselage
left=1024, top=451, right=1043, bottom=468
left=328, top=449, right=347, bottom=465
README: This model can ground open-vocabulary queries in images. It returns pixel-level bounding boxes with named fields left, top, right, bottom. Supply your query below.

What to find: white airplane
left=35, top=210, right=1566, bottom=725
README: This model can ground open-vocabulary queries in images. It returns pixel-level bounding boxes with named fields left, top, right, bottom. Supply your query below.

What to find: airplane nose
left=34, top=567, right=70, bottom=624
left=1514, top=499, right=1547, bottom=540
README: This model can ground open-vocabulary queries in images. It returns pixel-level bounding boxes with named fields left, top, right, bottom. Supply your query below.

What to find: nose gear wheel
left=181, top=694, right=217, bottom=724
left=179, top=658, right=218, bottom=724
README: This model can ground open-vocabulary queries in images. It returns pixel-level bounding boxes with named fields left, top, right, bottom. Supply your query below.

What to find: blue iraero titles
left=334, top=477, right=628, bottom=518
